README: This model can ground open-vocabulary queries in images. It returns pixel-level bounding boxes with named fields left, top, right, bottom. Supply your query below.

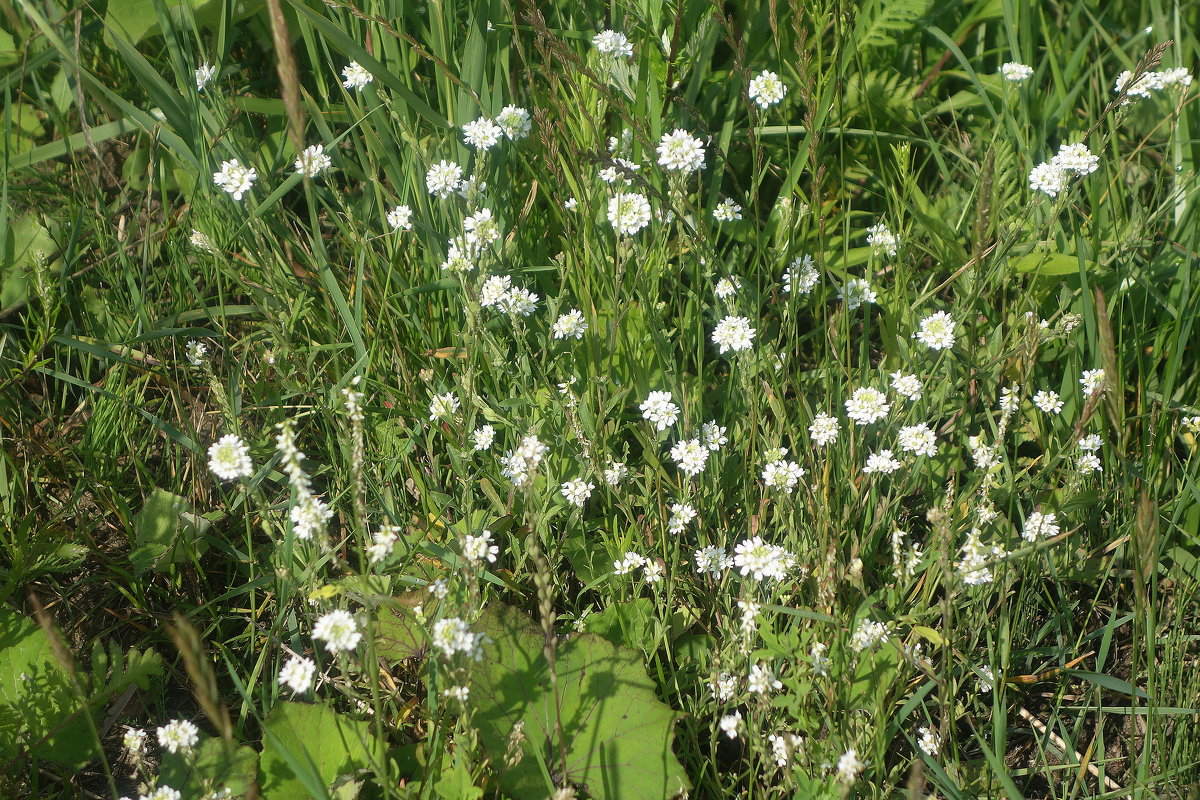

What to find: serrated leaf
left=470, top=603, right=690, bottom=800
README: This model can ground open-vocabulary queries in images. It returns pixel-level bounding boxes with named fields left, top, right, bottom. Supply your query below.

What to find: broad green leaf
left=259, top=702, right=382, bottom=800
left=104, top=0, right=262, bottom=46
left=585, top=598, right=656, bottom=653
left=130, top=489, right=211, bottom=573
left=470, top=603, right=690, bottom=800
left=0, top=605, right=98, bottom=768
left=160, top=734, right=258, bottom=799
left=1012, top=251, right=1080, bottom=275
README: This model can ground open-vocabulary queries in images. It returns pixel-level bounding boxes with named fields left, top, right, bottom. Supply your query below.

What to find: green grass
left=2, top=0, right=1200, bottom=798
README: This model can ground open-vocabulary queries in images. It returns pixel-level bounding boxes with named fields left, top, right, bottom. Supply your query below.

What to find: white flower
left=1080, top=368, right=1106, bottom=397
left=603, top=460, right=629, bottom=486
left=341, top=61, right=373, bottom=90
left=426, top=159, right=464, bottom=198
left=367, top=525, right=399, bottom=563
left=711, top=672, right=737, bottom=702
left=748, top=662, right=783, bottom=695
left=208, top=434, right=253, bottom=481
left=714, top=278, right=739, bottom=300
left=1077, top=452, right=1102, bottom=474
left=768, top=733, right=803, bottom=767
left=599, top=158, right=640, bottom=185
left=732, top=536, right=795, bottom=581
left=849, top=619, right=889, bottom=652
left=561, top=479, right=594, bottom=507
left=429, top=392, right=460, bottom=421
left=748, top=70, right=787, bottom=107
left=462, top=529, right=499, bottom=564
left=693, top=545, right=729, bottom=577
left=897, top=424, right=937, bottom=457
left=640, top=391, right=680, bottom=431
left=809, top=412, right=841, bottom=446
left=1028, top=161, right=1070, bottom=197
left=784, top=255, right=819, bottom=294
left=643, top=561, right=664, bottom=583
left=978, top=665, right=996, bottom=693
left=313, top=609, right=362, bottom=653
left=563, top=197, right=578, bottom=210
left=443, top=685, right=470, bottom=703
left=462, top=116, right=504, bottom=150
left=1078, top=434, right=1103, bottom=452
left=498, top=287, right=538, bottom=316
left=552, top=309, right=589, bottom=339
left=499, top=435, right=547, bottom=487
left=669, top=503, right=697, bottom=534
left=863, top=449, right=902, bottom=474
left=711, top=315, right=756, bottom=353
left=156, top=719, right=199, bottom=754
left=1000, top=384, right=1021, bottom=415
left=1000, top=62, right=1034, bottom=82
left=701, top=420, right=728, bottom=451
left=212, top=159, right=257, bottom=201
left=189, top=230, right=217, bottom=254
left=713, top=199, right=742, bottom=222
left=463, top=208, right=501, bottom=247
left=294, top=144, right=332, bottom=178
left=917, top=727, right=939, bottom=756
left=957, top=527, right=1005, bottom=585
left=195, top=62, right=216, bottom=91
left=890, top=371, right=923, bottom=401
left=719, top=712, right=741, bottom=739
left=839, top=277, right=878, bottom=310
left=387, top=205, right=413, bottom=231
left=613, top=551, right=646, bottom=575
left=142, top=787, right=182, bottom=800
left=1052, top=143, right=1099, bottom=176
left=845, top=387, right=890, bottom=425
left=607, top=192, right=652, bottom=235
left=479, top=275, right=512, bottom=307
left=866, top=222, right=898, bottom=257
left=472, top=424, right=496, bottom=451
left=431, top=617, right=487, bottom=660
left=123, top=728, right=147, bottom=756
left=669, top=438, right=709, bottom=476
left=810, top=642, right=830, bottom=676
left=914, top=311, right=956, bottom=350
left=835, top=748, right=867, bottom=783
left=656, top=129, right=706, bottom=173
left=278, top=656, right=316, bottom=694
left=1022, top=510, right=1060, bottom=542
left=592, top=30, right=633, bottom=58
left=762, top=460, right=805, bottom=493
left=1033, top=390, right=1064, bottom=414
left=496, top=105, right=532, bottom=139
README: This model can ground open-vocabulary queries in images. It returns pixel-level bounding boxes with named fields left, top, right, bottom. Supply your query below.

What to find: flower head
left=462, top=116, right=503, bottom=150
left=866, top=223, right=898, bottom=257
left=809, top=412, right=841, bottom=446
left=195, top=62, right=216, bottom=91
left=431, top=617, right=487, bottom=660
left=748, top=70, right=787, bottom=107
left=640, top=391, right=680, bottom=431
left=656, top=129, right=706, bottom=173
left=784, top=255, right=819, bottom=294
left=711, top=315, right=756, bottom=353
left=561, top=479, right=594, bottom=507
left=278, top=656, right=316, bottom=694
left=426, top=160, right=464, bottom=199
left=592, top=30, right=633, bottom=58
left=1022, top=510, right=1060, bottom=542
left=1033, top=389, right=1064, bottom=415
left=156, top=719, right=199, bottom=754
left=313, top=609, right=362, bottom=653
left=1000, top=62, right=1033, bottom=82
left=387, top=205, right=413, bottom=231
left=607, top=192, right=652, bottom=235
left=429, top=392, right=460, bottom=421
left=341, top=61, right=373, bottom=90
left=552, top=309, right=589, bottom=339
left=212, top=159, right=256, bottom=201
left=845, top=387, right=890, bottom=425
left=914, top=311, right=956, bottom=350
left=295, top=144, right=332, bottom=178
left=208, top=434, right=253, bottom=481
left=496, top=105, right=531, bottom=139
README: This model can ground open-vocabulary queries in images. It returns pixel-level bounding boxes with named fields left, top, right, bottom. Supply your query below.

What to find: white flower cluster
left=957, top=528, right=1006, bottom=585
left=499, top=434, right=547, bottom=487
left=732, top=536, right=796, bottom=581
left=276, top=421, right=334, bottom=540
left=212, top=159, right=257, bottom=201
left=1028, top=142, right=1099, bottom=198
left=480, top=275, right=539, bottom=316
left=1113, top=67, right=1192, bottom=104
left=784, top=255, right=819, bottom=294
left=640, top=390, right=680, bottom=431
left=866, top=222, right=898, bottom=257
left=749, top=70, right=787, bottom=108
left=612, top=551, right=664, bottom=583
left=156, top=719, right=199, bottom=754
left=431, top=617, right=488, bottom=660
left=313, top=608, right=362, bottom=653
left=208, top=433, right=253, bottom=481
left=1000, top=61, right=1034, bottom=82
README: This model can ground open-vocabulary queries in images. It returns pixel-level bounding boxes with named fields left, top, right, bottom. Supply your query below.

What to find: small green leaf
left=1012, top=251, right=1079, bottom=276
